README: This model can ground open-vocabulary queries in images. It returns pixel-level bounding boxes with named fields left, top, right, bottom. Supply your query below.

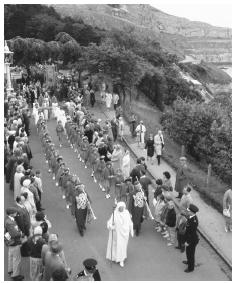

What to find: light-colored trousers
left=8, top=245, right=21, bottom=277
left=30, top=257, right=43, bottom=281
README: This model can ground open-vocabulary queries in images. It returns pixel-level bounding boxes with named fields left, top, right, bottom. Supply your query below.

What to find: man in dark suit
left=183, top=204, right=199, bottom=273
left=76, top=258, right=101, bottom=281
left=5, top=207, right=24, bottom=281
left=130, top=158, right=145, bottom=184
left=15, top=196, right=31, bottom=237
left=22, top=109, right=30, bottom=136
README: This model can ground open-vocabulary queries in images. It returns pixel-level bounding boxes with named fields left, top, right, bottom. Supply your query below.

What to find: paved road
left=4, top=111, right=229, bottom=281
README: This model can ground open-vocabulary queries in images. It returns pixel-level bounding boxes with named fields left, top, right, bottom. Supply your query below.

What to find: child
left=153, top=194, right=165, bottom=231
left=56, top=120, right=65, bottom=147
left=103, top=161, right=115, bottom=199
left=165, top=200, right=176, bottom=246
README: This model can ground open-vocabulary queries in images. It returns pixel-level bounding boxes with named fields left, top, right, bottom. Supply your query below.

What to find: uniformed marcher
left=73, top=184, right=91, bottom=237
left=128, top=181, right=146, bottom=236
left=183, top=204, right=199, bottom=273
left=75, top=258, right=101, bottom=281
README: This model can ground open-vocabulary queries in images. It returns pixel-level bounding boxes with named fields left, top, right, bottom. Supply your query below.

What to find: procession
left=4, top=3, right=232, bottom=282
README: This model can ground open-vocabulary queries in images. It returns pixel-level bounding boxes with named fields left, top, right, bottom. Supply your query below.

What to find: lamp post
left=4, top=40, right=14, bottom=96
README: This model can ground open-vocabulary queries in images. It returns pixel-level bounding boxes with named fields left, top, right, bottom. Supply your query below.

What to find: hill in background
left=52, top=4, right=232, bottom=64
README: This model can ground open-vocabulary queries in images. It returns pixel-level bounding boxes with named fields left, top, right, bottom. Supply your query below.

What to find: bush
left=161, top=98, right=231, bottom=184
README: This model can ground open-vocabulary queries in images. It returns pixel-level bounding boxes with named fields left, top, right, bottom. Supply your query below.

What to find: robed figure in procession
left=106, top=202, right=134, bottom=268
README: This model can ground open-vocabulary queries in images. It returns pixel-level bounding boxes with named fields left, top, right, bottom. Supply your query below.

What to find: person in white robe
left=14, top=165, right=25, bottom=200
left=106, top=202, right=134, bottom=267
left=105, top=92, right=113, bottom=110
left=135, top=121, right=146, bottom=148
left=111, top=145, right=123, bottom=173
left=122, top=150, right=130, bottom=179
left=21, top=179, right=37, bottom=222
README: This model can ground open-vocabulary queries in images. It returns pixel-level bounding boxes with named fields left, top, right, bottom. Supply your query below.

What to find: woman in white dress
left=14, top=165, right=25, bottom=200
left=21, top=179, right=37, bottom=222
left=106, top=202, right=134, bottom=267
left=32, top=100, right=39, bottom=126
left=42, top=98, right=49, bottom=121
left=154, top=131, right=163, bottom=165
left=122, top=150, right=130, bottom=179
left=51, top=95, right=58, bottom=119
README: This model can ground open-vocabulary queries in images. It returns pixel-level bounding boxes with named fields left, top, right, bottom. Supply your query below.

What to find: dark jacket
left=76, top=269, right=101, bottom=281
left=165, top=208, right=176, bottom=227
left=14, top=204, right=31, bottom=236
left=184, top=215, right=199, bottom=244
left=27, top=236, right=46, bottom=258
left=4, top=216, right=22, bottom=246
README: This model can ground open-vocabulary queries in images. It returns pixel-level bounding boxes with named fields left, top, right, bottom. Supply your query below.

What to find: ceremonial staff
left=110, top=205, right=116, bottom=267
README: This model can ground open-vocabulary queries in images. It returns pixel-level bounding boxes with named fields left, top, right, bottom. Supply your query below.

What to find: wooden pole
left=206, top=164, right=212, bottom=187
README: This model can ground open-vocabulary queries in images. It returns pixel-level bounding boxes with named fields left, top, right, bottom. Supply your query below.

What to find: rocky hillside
left=52, top=4, right=232, bottom=64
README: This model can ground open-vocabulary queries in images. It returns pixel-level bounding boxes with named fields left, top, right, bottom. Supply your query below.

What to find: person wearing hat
left=76, top=258, right=101, bottom=281
left=183, top=204, right=199, bottom=273
left=5, top=207, right=24, bottom=281
left=60, top=168, right=72, bottom=204
left=174, top=157, right=189, bottom=199
left=128, top=181, right=146, bottom=236
left=27, top=226, right=46, bottom=280
left=135, top=120, right=146, bottom=148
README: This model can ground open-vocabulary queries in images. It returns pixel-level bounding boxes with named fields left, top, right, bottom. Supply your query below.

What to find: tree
left=161, top=98, right=231, bottom=184
left=84, top=40, right=150, bottom=105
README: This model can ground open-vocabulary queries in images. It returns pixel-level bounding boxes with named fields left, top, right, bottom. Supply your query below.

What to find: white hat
left=23, top=179, right=31, bottom=187
left=33, top=226, right=42, bottom=235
